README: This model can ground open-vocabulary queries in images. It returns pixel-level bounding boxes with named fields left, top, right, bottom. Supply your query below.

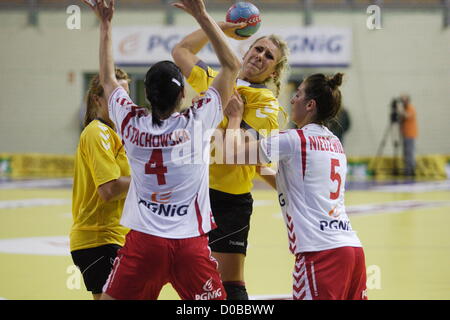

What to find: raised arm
left=172, top=21, right=246, bottom=79
left=82, top=0, right=120, bottom=101
left=171, top=28, right=208, bottom=79
left=172, top=1, right=242, bottom=107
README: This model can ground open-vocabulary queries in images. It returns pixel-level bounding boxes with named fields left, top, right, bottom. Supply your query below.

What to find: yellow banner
left=367, top=154, right=448, bottom=179
left=0, top=153, right=448, bottom=180
left=0, top=153, right=74, bottom=178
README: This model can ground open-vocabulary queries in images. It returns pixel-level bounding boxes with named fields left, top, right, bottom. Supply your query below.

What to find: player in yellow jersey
left=70, top=69, right=131, bottom=300
left=173, top=23, right=289, bottom=300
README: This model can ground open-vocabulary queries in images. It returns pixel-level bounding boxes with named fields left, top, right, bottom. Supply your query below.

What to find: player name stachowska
left=123, top=125, right=190, bottom=148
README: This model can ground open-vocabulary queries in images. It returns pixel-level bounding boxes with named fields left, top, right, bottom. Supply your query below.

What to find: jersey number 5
left=330, top=158, right=341, bottom=200
left=145, top=149, right=167, bottom=185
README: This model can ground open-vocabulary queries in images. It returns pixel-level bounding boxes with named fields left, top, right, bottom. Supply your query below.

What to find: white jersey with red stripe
left=259, top=123, right=362, bottom=253
left=108, top=86, right=223, bottom=239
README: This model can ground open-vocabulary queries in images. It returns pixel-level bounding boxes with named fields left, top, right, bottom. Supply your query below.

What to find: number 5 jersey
left=108, top=86, right=223, bottom=239
left=259, top=124, right=362, bottom=253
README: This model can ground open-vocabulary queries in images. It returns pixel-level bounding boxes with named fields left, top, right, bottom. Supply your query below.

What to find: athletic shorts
left=71, top=244, right=121, bottom=294
left=103, top=230, right=226, bottom=300
left=293, top=246, right=367, bottom=300
left=208, top=189, right=253, bottom=255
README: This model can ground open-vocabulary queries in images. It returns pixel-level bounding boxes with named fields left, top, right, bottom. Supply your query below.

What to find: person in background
left=70, top=68, right=131, bottom=300
left=399, top=94, right=418, bottom=176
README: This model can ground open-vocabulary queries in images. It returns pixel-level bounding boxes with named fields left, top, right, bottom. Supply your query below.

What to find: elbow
left=221, top=56, right=241, bottom=75
left=98, top=193, right=112, bottom=202
left=172, top=42, right=187, bottom=60
left=97, top=182, right=115, bottom=202
left=171, top=43, right=180, bottom=60
left=171, top=44, right=186, bottom=67
left=98, top=188, right=113, bottom=202
left=235, top=58, right=242, bottom=71
left=230, top=58, right=242, bottom=74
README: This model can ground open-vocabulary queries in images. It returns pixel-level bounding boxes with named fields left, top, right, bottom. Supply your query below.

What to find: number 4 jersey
left=259, top=124, right=362, bottom=253
left=108, top=86, right=223, bottom=239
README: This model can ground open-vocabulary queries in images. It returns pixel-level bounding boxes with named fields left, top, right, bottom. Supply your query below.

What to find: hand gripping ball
left=226, top=2, right=262, bottom=37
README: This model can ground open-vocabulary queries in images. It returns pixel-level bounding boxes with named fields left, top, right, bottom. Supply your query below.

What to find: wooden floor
left=0, top=178, right=449, bottom=300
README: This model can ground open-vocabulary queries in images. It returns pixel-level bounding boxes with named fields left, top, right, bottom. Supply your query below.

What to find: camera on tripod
left=374, top=96, right=409, bottom=176
left=390, top=98, right=402, bottom=123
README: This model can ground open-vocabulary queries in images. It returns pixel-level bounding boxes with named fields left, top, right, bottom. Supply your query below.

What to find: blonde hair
left=84, top=68, right=130, bottom=129
left=247, top=34, right=290, bottom=97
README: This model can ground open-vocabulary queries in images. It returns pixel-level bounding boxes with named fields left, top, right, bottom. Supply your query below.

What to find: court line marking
left=0, top=199, right=275, bottom=210
left=0, top=198, right=70, bottom=209
left=250, top=294, right=291, bottom=300
left=254, top=200, right=276, bottom=206
left=369, top=180, right=450, bottom=193
left=346, top=200, right=450, bottom=216
left=0, top=236, right=70, bottom=256
left=0, top=178, right=73, bottom=189
left=271, top=200, right=450, bottom=219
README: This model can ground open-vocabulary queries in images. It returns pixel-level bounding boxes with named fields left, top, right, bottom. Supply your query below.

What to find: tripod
left=373, top=113, right=402, bottom=176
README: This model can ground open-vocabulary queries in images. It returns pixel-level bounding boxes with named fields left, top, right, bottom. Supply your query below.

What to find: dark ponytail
left=145, top=61, right=184, bottom=127
left=327, top=73, right=343, bottom=90
left=303, top=73, right=344, bottom=125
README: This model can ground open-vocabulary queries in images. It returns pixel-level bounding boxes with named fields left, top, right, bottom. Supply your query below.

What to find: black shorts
left=71, top=244, right=121, bottom=294
left=208, top=189, right=253, bottom=255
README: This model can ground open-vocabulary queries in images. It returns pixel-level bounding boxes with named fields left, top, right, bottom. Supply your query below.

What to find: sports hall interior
left=0, top=0, right=449, bottom=300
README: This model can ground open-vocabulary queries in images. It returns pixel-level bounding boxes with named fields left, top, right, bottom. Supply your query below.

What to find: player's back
left=274, top=124, right=361, bottom=252
left=108, top=86, right=223, bottom=239
left=124, top=113, right=205, bottom=204
left=297, top=124, right=347, bottom=218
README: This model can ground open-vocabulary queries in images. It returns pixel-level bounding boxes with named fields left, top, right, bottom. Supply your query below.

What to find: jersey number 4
left=145, top=149, right=167, bottom=185
left=330, top=158, right=342, bottom=200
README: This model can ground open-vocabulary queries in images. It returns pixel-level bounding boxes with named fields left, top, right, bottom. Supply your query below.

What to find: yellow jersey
left=187, top=61, right=282, bottom=194
left=70, top=119, right=130, bottom=251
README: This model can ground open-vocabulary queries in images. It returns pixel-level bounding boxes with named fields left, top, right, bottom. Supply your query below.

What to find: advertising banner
left=113, top=26, right=352, bottom=67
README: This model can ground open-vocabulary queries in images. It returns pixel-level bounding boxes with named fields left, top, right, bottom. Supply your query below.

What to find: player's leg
left=102, top=230, right=170, bottom=300
left=70, top=244, right=122, bottom=300
left=208, top=189, right=253, bottom=300
left=171, top=235, right=226, bottom=300
left=407, top=138, right=416, bottom=175
left=347, top=247, right=368, bottom=300
left=212, top=252, right=247, bottom=299
left=403, top=138, right=415, bottom=176
left=293, top=247, right=355, bottom=300
left=292, top=253, right=315, bottom=300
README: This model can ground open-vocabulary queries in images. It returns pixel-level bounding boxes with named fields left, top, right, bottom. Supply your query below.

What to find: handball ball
left=226, top=2, right=261, bottom=37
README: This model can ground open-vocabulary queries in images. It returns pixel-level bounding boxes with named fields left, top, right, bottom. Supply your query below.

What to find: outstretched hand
left=172, top=0, right=206, bottom=19
left=219, top=21, right=250, bottom=41
left=172, top=1, right=248, bottom=41
left=81, top=0, right=115, bottom=23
